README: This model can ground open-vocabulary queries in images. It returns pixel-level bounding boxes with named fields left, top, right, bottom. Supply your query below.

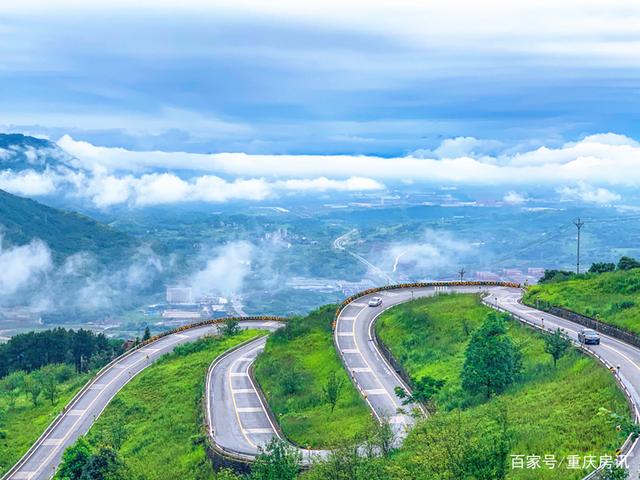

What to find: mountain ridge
left=0, top=188, right=134, bottom=263
left=0, top=133, right=78, bottom=173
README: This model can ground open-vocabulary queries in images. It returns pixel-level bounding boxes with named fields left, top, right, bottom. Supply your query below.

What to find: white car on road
left=368, top=297, right=382, bottom=307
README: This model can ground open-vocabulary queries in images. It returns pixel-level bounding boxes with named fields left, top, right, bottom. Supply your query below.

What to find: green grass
left=84, top=330, right=265, bottom=480
left=524, top=269, right=640, bottom=334
left=0, top=372, right=91, bottom=475
left=253, top=305, right=374, bottom=448
left=376, top=293, right=630, bottom=479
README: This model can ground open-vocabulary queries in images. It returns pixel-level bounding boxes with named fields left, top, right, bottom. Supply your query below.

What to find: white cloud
left=557, top=182, right=621, bottom=204
left=386, top=230, right=471, bottom=277
left=0, top=148, right=12, bottom=160
left=5, top=132, right=640, bottom=207
left=5, top=1, right=640, bottom=68
left=276, top=176, right=384, bottom=192
left=0, top=240, right=169, bottom=312
left=0, top=169, right=57, bottom=196
left=78, top=172, right=271, bottom=207
left=0, top=238, right=53, bottom=297
left=0, top=159, right=384, bottom=207
left=413, top=136, right=503, bottom=160
left=191, top=176, right=272, bottom=203
left=503, top=191, right=526, bottom=205
left=134, top=173, right=192, bottom=206
left=79, top=173, right=377, bottom=207
left=84, top=174, right=133, bottom=208
left=56, top=133, right=640, bottom=188
left=186, top=241, right=253, bottom=298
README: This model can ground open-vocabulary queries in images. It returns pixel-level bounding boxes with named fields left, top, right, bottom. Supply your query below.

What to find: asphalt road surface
left=334, top=285, right=498, bottom=441
left=3, top=321, right=276, bottom=480
left=206, top=323, right=328, bottom=463
left=335, top=284, right=640, bottom=475
left=6, top=285, right=640, bottom=479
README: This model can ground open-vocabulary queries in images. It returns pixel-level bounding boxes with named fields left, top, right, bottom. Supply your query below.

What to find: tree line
left=540, top=255, right=640, bottom=284
left=0, top=328, right=124, bottom=378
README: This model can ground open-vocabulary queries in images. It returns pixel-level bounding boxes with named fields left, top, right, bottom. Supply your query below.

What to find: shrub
left=617, top=256, right=640, bottom=271
left=589, top=262, right=616, bottom=274
left=461, top=312, right=522, bottom=399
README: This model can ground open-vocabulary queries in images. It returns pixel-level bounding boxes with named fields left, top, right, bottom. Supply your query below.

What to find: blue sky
left=1, top=0, right=639, bottom=156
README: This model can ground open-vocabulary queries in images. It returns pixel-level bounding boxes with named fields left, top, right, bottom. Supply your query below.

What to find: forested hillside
left=0, top=189, right=134, bottom=263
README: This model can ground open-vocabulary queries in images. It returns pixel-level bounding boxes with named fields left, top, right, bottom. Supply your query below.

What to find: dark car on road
left=578, top=328, right=600, bottom=345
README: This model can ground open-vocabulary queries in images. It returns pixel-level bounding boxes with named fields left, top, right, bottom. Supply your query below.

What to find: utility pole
left=574, top=218, right=585, bottom=274
left=458, top=268, right=466, bottom=282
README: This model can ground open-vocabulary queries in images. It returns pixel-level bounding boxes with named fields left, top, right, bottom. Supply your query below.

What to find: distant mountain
left=0, top=189, right=134, bottom=263
left=0, top=133, right=79, bottom=173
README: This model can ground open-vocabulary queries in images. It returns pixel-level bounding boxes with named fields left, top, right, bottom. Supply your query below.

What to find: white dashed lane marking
left=232, top=388, right=255, bottom=394
left=244, top=428, right=273, bottom=434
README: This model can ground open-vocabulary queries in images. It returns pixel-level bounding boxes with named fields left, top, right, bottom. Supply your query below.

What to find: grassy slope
left=0, top=373, right=91, bottom=475
left=85, top=331, right=264, bottom=480
left=524, top=269, right=640, bottom=334
left=253, top=305, right=373, bottom=448
left=376, top=293, right=629, bottom=480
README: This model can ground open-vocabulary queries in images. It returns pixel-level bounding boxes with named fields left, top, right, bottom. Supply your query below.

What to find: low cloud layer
left=186, top=241, right=254, bottom=299
left=0, top=170, right=57, bottom=196
left=385, top=230, right=472, bottom=279
left=557, top=182, right=621, bottom=204
left=0, top=238, right=53, bottom=297
left=2, top=132, right=639, bottom=207
left=0, top=167, right=384, bottom=207
left=503, top=191, right=527, bottom=205
left=0, top=237, right=166, bottom=314
left=58, top=133, right=640, bottom=187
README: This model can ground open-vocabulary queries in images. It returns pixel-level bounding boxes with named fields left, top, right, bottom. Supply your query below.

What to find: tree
left=600, top=465, right=629, bottom=480
left=0, top=406, right=7, bottom=440
left=539, top=269, right=575, bottom=284
left=305, top=443, right=387, bottom=480
left=221, top=319, right=241, bottom=337
left=38, top=364, right=60, bottom=405
left=392, top=406, right=511, bottom=480
left=23, top=373, right=42, bottom=406
left=251, top=438, right=301, bottom=480
left=142, top=326, right=151, bottom=342
left=543, top=328, right=571, bottom=368
left=279, top=365, right=304, bottom=395
left=57, top=437, right=94, bottom=480
left=394, top=376, right=445, bottom=412
left=71, top=329, right=95, bottom=373
left=589, top=262, right=616, bottom=274
left=461, top=312, right=522, bottom=399
left=367, top=416, right=396, bottom=458
left=617, top=256, right=640, bottom=271
left=1, top=371, right=25, bottom=408
left=0, top=328, right=122, bottom=378
left=214, top=469, right=243, bottom=480
left=323, top=371, right=344, bottom=413
left=79, top=445, right=130, bottom=480
left=97, top=400, right=129, bottom=450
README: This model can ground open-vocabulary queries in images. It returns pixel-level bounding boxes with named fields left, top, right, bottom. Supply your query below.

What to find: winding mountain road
left=2, top=320, right=280, bottom=480
left=205, top=326, right=328, bottom=463
left=4, top=284, right=640, bottom=479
